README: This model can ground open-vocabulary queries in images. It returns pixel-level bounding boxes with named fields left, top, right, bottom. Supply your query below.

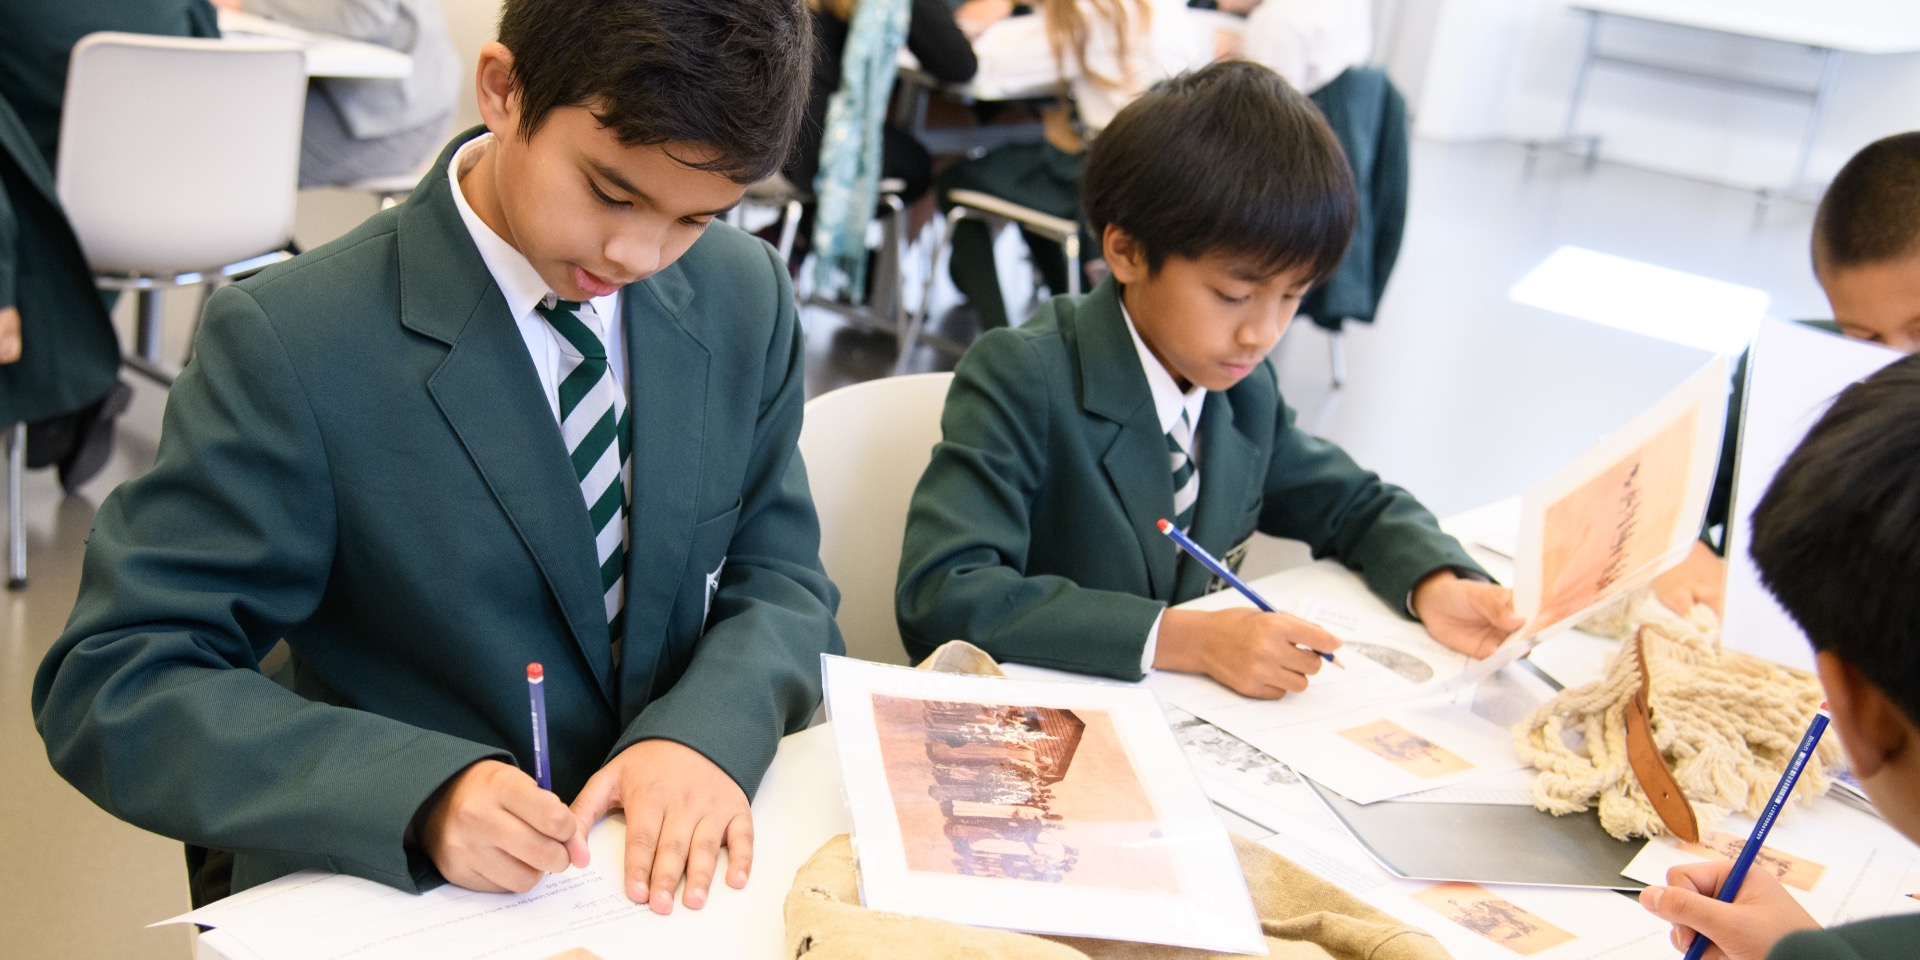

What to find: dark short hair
left=1814, top=132, right=1920, bottom=273
left=1081, top=60, right=1356, bottom=283
left=496, top=0, right=812, bottom=184
left=1749, top=352, right=1920, bottom=725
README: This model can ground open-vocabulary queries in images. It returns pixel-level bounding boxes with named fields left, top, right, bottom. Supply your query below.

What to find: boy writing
left=1653, top=132, right=1920, bottom=618
left=896, top=61, right=1519, bottom=697
left=33, top=0, right=839, bottom=915
left=1638, top=351, right=1920, bottom=958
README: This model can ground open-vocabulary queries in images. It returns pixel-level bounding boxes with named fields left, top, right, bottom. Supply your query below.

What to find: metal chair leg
left=1328, top=328, right=1347, bottom=389
left=7, top=422, right=25, bottom=589
left=896, top=210, right=969, bottom=375
left=1063, top=233, right=1081, bottom=297
left=776, top=198, right=804, bottom=268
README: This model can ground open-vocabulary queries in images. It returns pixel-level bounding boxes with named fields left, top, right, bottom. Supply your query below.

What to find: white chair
left=56, top=32, right=307, bottom=385
left=798, top=372, right=954, bottom=665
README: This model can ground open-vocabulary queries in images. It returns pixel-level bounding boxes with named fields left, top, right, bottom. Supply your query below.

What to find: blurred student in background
left=209, top=0, right=460, bottom=188
left=0, top=0, right=218, bottom=492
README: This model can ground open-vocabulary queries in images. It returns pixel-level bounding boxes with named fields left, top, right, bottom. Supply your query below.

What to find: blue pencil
left=1156, top=518, right=1343, bottom=669
left=1681, top=703, right=1831, bottom=960
left=526, top=662, right=552, bottom=791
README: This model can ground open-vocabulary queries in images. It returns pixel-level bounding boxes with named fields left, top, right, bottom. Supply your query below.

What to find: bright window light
left=1509, top=246, right=1769, bottom=354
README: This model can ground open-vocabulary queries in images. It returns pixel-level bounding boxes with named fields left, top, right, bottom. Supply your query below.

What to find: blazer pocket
left=675, top=499, right=743, bottom=641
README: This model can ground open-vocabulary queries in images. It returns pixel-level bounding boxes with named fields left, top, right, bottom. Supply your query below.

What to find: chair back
left=799, top=372, right=954, bottom=665
left=56, top=32, right=305, bottom=275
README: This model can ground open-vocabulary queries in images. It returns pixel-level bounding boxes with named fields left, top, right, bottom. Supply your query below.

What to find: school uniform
left=33, top=127, right=842, bottom=895
left=895, top=277, right=1483, bottom=680
left=1771, top=916, right=1920, bottom=959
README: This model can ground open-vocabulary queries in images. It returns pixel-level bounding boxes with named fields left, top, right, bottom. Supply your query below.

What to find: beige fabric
left=785, top=834, right=1448, bottom=960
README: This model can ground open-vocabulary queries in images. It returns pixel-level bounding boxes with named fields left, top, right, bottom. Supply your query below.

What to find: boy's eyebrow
left=586, top=158, right=736, bottom=219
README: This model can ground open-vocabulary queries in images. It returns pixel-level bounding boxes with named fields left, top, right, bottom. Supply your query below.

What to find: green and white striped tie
left=537, top=297, right=630, bottom=651
left=1168, top=408, right=1197, bottom=532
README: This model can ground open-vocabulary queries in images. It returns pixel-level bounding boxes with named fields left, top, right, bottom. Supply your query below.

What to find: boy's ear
left=1816, top=650, right=1912, bottom=780
left=1102, top=225, right=1150, bottom=285
left=474, top=41, right=520, bottom=140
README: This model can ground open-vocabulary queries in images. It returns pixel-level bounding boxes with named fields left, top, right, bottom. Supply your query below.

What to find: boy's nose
left=604, top=224, right=669, bottom=281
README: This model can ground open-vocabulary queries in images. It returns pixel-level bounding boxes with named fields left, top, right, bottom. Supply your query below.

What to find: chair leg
left=776, top=198, right=804, bottom=268
left=1328, top=328, right=1347, bottom=390
left=875, top=193, right=907, bottom=335
left=7, top=422, right=25, bottom=590
left=1063, top=233, right=1081, bottom=297
left=896, top=209, right=968, bottom=375
left=125, top=288, right=176, bottom=387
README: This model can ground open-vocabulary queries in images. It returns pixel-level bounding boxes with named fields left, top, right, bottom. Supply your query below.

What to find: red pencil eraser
left=1156, top=518, right=1170, bottom=532
left=527, top=663, right=543, bottom=681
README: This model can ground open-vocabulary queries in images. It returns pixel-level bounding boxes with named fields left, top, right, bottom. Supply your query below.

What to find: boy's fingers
left=646, top=808, right=698, bottom=914
left=1279, top=615, right=1342, bottom=653
left=569, top=766, right=622, bottom=829
left=501, top=778, right=583, bottom=845
left=623, top=800, right=667, bottom=906
left=1638, top=884, right=1737, bottom=946
left=681, top=815, right=728, bottom=908
left=565, top=816, right=592, bottom=869
left=725, top=813, right=755, bottom=888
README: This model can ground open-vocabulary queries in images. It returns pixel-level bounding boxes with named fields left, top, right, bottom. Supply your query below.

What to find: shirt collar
left=1119, top=299, right=1207, bottom=436
left=449, top=134, right=557, bottom=323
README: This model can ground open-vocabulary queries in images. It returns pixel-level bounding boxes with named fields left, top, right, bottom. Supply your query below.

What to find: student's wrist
left=1153, top=607, right=1215, bottom=675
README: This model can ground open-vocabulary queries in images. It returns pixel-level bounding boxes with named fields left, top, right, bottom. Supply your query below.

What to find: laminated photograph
left=1461, top=353, right=1731, bottom=685
left=821, top=656, right=1265, bottom=955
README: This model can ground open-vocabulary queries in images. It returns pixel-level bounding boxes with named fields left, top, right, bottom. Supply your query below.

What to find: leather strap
left=1625, top=628, right=1700, bottom=842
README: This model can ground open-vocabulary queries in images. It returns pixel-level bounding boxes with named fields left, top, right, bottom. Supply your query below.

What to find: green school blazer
left=1772, top=915, right=1920, bottom=959
left=33, top=129, right=842, bottom=894
left=896, top=278, right=1481, bottom=680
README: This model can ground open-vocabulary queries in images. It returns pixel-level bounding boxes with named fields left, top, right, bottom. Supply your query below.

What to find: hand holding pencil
left=1153, top=519, right=1346, bottom=698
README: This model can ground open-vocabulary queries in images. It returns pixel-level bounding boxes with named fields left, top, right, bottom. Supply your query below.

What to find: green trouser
left=937, top=141, right=1093, bottom=331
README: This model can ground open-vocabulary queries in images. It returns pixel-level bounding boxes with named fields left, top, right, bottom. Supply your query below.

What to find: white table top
left=1570, top=0, right=1920, bottom=56
left=217, top=9, right=412, bottom=80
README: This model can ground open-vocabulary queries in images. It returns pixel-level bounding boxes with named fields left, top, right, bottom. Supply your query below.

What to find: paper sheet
left=1720, top=319, right=1903, bottom=671
left=1152, top=596, right=1535, bottom=804
left=822, top=657, right=1265, bottom=954
left=1255, top=835, right=1671, bottom=959
left=1621, top=798, right=1920, bottom=926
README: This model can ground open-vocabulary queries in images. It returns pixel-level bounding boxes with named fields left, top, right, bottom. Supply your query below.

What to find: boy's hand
left=570, top=739, right=752, bottom=915
left=0, top=307, right=21, bottom=363
left=1653, top=540, right=1728, bottom=617
left=1157, top=607, right=1342, bottom=699
left=1638, top=860, right=1819, bottom=960
left=1412, top=570, right=1523, bottom=658
left=420, top=759, right=590, bottom=894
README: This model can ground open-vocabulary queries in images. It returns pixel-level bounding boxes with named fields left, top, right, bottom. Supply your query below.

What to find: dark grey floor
left=2, top=138, right=1827, bottom=958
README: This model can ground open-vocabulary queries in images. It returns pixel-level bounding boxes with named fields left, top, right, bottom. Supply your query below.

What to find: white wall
left=439, top=0, right=502, bottom=132
left=1389, top=0, right=1920, bottom=190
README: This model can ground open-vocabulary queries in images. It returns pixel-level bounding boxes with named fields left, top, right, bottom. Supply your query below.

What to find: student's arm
left=573, top=238, right=840, bottom=913
left=910, top=0, right=979, bottom=83
left=968, top=10, right=1070, bottom=97
left=32, top=286, right=538, bottom=894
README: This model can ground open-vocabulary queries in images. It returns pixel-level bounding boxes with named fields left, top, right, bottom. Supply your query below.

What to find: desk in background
left=1536, top=0, right=1920, bottom=202
left=217, top=8, right=410, bottom=80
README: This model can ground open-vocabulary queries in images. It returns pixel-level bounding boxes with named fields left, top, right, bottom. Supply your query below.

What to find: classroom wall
left=440, top=0, right=502, bottom=133
left=1389, top=0, right=1920, bottom=191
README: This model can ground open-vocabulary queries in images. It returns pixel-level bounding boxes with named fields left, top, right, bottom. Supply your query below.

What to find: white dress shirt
left=1121, top=302, right=1207, bottom=674
left=448, top=133, right=628, bottom=424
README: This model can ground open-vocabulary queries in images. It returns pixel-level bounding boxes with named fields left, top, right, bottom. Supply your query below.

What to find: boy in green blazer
left=34, top=0, right=839, bottom=915
left=897, top=61, right=1519, bottom=697
left=1638, top=352, right=1920, bottom=959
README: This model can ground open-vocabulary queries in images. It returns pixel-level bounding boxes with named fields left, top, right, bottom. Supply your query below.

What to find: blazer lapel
left=616, top=263, right=710, bottom=715
left=400, top=130, right=617, bottom=708
left=1075, top=281, right=1178, bottom=600
left=1177, top=390, right=1260, bottom=600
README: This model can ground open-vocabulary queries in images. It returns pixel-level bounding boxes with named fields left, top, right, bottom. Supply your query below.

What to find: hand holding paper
left=570, top=738, right=754, bottom=914
left=1639, top=861, right=1818, bottom=960
left=1410, top=571, right=1523, bottom=659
